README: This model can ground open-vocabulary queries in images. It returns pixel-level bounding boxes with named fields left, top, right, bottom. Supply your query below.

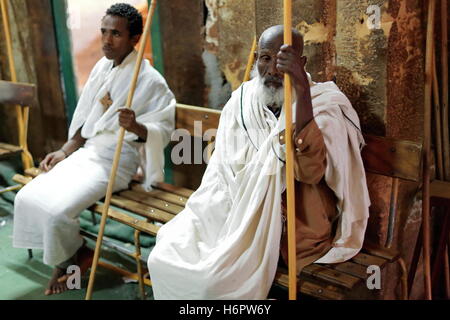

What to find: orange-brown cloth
left=279, top=119, right=338, bottom=274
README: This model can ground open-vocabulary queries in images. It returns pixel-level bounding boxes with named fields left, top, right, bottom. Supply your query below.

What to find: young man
left=13, top=3, right=175, bottom=295
left=147, top=25, right=370, bottom=299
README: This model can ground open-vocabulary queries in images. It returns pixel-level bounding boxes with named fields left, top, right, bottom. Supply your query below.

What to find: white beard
left=250, top=66, right=285, bottom=109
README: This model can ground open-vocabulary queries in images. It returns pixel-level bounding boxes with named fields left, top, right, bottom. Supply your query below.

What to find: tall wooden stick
left=243, top=36, right=257, bottom=83
left=283, top=0, right=297, bottom=301
left=85, top=0, right=157, bottom=300
left=432, top=50, right=443, bottom=180
left=441, top=0, right=449, bottom=181
left=0, top=0, right=32, bottom=170
left=422, top=0, right=435, bottom=300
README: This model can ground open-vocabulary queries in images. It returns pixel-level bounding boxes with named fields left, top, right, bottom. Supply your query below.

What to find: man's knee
left=14, top=187, right=32, bottom=211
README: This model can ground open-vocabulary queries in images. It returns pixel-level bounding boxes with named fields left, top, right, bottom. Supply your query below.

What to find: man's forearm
left=130, top=122, right=148, bottom=142
left=61, top=128, right=86, bottom=155
left=295, top=87, right=314, bottom=134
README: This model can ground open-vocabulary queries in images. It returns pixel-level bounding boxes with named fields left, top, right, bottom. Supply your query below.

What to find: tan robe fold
left=279, top=119, right=338, bottom=273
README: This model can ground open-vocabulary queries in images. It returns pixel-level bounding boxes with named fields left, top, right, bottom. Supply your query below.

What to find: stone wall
left=0, top=0, right=68, bottom=160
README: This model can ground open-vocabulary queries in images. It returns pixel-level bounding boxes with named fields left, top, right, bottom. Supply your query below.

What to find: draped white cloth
left=70, top=50, right=176, bottom=190
left=13, top=51, right=175, bottom=266
left=148, top=75, right=370, bottom=300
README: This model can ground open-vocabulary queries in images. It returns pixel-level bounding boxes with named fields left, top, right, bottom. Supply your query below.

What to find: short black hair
left=105, top=3, right=143, bottom=37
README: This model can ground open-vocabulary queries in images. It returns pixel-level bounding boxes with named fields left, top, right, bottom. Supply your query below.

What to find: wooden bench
left=0, top=80, right=36, bottom=163
left=14, top=104, right=422, bottom=300
left=0, top=80, right=37, bottom=195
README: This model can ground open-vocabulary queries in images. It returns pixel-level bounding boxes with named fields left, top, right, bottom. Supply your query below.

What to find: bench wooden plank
left=274, top=271, right=346, bottom=300
left=326, top=261, right=368, bottom=280
left=130, top=183, right=189, bottom=207
left=362, top=243, right=400, bottom=262
left=430, top=180, right=450, bottom=199
left=0, top=143, right=22, bottom=152
left=0, top=80, right=37, bottom=107
left=351, top=252, right=388, bottom=268
left=91, top=203, right=160, bottom=236
left=12, top=174, right=33, bottom=185
left=154, top=182, right=194, bottom=198
left=0, top=148, right=21, bottom=159
left=302, top=264, right=361, bottom=289
left=110, top=195, right=175, bottom=223
left=362, top=134, right=422, bottom=182
left=119, top=190, right=185, bottom=215
left=24, top=167, right=42, bottom=178
left=0, top=143, right=22, bottom=160
left=175, top=103, right=221, bottom=138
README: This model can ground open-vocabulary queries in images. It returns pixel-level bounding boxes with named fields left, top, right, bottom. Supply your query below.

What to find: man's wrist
left=59, top=148, right=69, bottom=158
left=294, top=83, right=310, bottom=98
left=129, top=121, right=148, bottom=141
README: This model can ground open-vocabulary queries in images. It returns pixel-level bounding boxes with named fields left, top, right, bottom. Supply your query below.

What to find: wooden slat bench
left=0, top=80, right=36, bottom=169
left=14, top=103, right=422, bottom=300
left=0, top=142, right=22, bottom=160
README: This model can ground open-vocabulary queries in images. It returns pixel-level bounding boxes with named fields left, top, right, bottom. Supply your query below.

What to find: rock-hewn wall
left=0, top=0, right=68, bottom=160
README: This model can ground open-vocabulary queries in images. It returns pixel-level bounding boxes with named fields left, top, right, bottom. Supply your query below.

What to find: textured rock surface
left=159, top=0, right=206, bottom=106
left=0, top=0, right=67, bottom=159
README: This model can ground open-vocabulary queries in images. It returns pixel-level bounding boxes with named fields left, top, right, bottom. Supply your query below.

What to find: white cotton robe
left=13, top=50, right=175, bottom=266
left=147, top=75, right=370, bottom=300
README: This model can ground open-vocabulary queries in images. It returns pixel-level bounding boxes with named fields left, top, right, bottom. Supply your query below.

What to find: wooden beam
left=90, top=203, right=160, bottom=236
left=154, top=181, right=194, bottom=198
left=430, top=180, right=450, bottom=199
left=0, top=80, right=37, bottom=107
left=362, top=134, right=422, bottom=181
left=175, top=103, right=221, bottom=137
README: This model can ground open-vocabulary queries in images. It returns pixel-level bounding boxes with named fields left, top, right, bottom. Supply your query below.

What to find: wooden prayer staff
left=422, top=0, right=435, bottom=300
left=0, top=0, right=33, bottom=170
left=441, top=0, right=449, bottom=181
left=432, top=51, right=443, bottom=180
left=243, top=36, right=257, bottom=82
left=85, top=0, right=157, bottom=300
left=283, top=0, right=297, bottom=300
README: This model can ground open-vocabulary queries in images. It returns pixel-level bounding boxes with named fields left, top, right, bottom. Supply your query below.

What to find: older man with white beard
left=147, top=25, right=370, bottom=300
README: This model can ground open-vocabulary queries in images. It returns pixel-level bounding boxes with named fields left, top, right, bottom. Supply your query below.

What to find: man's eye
left=262, top=56, right=271, bottom=62
left=113, top=32, right=120, bottom=37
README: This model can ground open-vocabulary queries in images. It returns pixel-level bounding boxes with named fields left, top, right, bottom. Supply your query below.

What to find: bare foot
left=57, top=245, right=94, bottom=284
left=45, top=267, right=68, bottom=296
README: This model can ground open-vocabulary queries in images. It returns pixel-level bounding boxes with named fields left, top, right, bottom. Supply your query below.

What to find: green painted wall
left=51, top=0, right=78, bottom=124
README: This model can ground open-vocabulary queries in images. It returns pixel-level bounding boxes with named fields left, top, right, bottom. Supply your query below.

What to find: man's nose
left=267, top=58, right=280, bottom=76
left=103, top=33, right=113, bottom=45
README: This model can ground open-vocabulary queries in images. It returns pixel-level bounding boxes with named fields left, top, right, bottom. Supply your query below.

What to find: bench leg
left=134, top=230, right=146, bottom=300
left=27, top=249, right=33, bottom=259
left=90, top=211, right=97, bottom=226
left=408, top=226, right=423, bottom=294
left=398, top=257, right=408, bottom=300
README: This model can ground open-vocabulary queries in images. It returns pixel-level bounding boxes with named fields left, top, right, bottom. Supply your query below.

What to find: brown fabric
left=279, top=120, right=338, bottom=274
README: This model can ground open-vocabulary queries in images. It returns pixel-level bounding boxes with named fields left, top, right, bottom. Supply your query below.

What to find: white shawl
left=148, top=75, right=370, bottom=299
left=69, top=50, right=176, bottom=190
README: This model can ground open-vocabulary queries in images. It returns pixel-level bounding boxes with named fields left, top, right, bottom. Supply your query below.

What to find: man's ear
left=300, top=56, right=307, bottom=67
left=132, top=34, right=141, bottom=46
left=253, top=51, right=258, bottom=60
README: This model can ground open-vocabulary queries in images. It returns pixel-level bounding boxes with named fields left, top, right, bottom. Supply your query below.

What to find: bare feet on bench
left=45, top=267, right=68, bottom=296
